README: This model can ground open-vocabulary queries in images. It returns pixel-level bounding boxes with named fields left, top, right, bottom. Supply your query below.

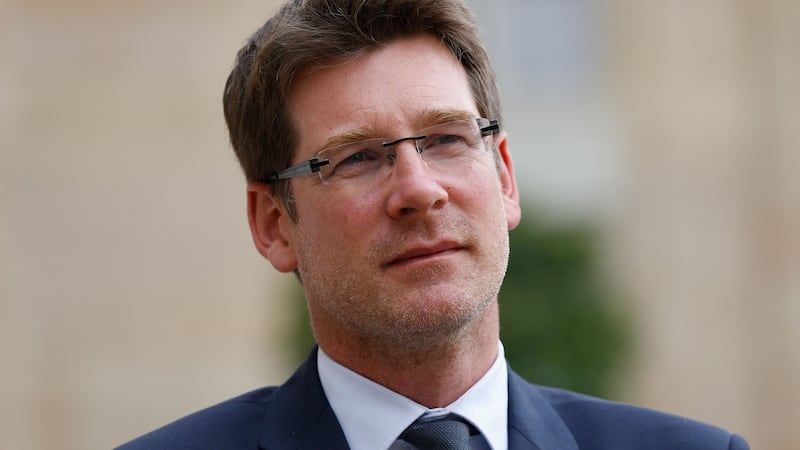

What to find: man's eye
left=426, top=134, right=467, bottom=150
left=340, top=151, right=372, bottom=165
left=432, top=134, right=464, bottom=145
left=329, top=147, right=384, bottom=178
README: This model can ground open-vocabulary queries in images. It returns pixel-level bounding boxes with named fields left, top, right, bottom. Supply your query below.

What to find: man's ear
left=247, top=182, right=298, bottom=273
left=495, top=132, right=522, bottom=231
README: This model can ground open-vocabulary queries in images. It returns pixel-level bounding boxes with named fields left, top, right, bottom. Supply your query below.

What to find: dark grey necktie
left=400, top=414, right=471, bottom=450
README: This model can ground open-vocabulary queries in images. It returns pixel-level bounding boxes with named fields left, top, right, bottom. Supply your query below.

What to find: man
left=118, top=0, right=749, bottom=448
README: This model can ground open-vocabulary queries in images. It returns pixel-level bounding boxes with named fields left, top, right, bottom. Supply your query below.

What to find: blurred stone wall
left=2, top=0, right=797, bottom=449
left=2, top=1, right=291, bottom=448
left=605, top=2, right=800, bottom=449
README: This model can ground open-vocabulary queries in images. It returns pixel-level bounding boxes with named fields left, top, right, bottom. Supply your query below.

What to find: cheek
left=334, top=192, right=382, bottom=227
left=450, top=161, right=502, bottom=203
left=298, top=189, right=382, bottom=244
left=297, top=203, right=377, bottom=277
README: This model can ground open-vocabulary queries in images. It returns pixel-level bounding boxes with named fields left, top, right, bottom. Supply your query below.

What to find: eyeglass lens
left=317, top=120, right=490, bottom=185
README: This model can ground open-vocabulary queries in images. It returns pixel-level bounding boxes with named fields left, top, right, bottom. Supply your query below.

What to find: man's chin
left=382, top=294, right=492, bottom=338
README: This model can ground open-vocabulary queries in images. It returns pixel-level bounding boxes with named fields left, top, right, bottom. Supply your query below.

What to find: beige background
left=2, top=0, right=798, bottom=449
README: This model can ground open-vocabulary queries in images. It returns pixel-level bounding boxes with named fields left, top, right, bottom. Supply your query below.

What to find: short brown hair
left=223, top=0, right=502, bottom=212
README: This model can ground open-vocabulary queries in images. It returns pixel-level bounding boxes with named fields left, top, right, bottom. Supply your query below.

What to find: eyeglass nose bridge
left=381, top=135, right=426, bottom=161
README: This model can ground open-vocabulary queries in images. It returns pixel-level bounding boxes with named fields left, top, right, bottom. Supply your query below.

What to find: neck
left=315, top=303, right=500, bottom=407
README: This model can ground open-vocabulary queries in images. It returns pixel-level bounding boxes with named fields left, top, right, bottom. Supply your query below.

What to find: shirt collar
left=317, top=342, right=508, bottom=450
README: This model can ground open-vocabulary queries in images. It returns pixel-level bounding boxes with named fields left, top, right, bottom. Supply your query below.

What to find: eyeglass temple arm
left=480, top=119, right=500, bottom=137
left=267, top=158, right=330, bottom=182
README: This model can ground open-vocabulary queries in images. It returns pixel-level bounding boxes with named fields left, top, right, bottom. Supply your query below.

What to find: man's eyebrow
left=317, top=129, right=374, bottom=153
left=315, top=109, right=475, bottom=152
left=419, top=109, right=475, bottom=127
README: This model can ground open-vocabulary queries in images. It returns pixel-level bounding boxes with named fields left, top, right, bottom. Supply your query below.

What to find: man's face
left=253, top=34, right=520, bottom=348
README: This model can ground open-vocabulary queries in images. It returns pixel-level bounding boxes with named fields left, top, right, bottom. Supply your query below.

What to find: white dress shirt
left=317, top=341, right=508, bottom=450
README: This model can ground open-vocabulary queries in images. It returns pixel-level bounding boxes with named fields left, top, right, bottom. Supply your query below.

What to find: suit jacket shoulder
left=115, top=386, right=275, bottom=450
left=507, top=368, right=749, bottom=450
left=116, top=348, right=348, bottom=450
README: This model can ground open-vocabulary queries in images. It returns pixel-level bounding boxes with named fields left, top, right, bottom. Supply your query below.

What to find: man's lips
left=385, top=242, right=463, bottom=267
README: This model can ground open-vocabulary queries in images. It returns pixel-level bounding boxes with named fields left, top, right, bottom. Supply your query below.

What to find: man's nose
left=385, top=142, right=449, bottom=219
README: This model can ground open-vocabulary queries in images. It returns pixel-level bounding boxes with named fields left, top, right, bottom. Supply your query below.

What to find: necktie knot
left=400, top=413, right=471, bottom=450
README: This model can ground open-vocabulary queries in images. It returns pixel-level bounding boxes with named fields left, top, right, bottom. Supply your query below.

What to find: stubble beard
left=297, top=212, right=510, bottom=355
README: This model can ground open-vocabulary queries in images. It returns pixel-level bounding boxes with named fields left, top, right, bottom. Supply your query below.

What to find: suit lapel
left=258, top=347, right=350, bottom=450
left=507, top=368, right=579, bottom=450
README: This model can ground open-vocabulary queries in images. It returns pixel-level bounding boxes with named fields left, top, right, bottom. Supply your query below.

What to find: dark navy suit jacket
left=118, top=348, right=749, bottom=449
